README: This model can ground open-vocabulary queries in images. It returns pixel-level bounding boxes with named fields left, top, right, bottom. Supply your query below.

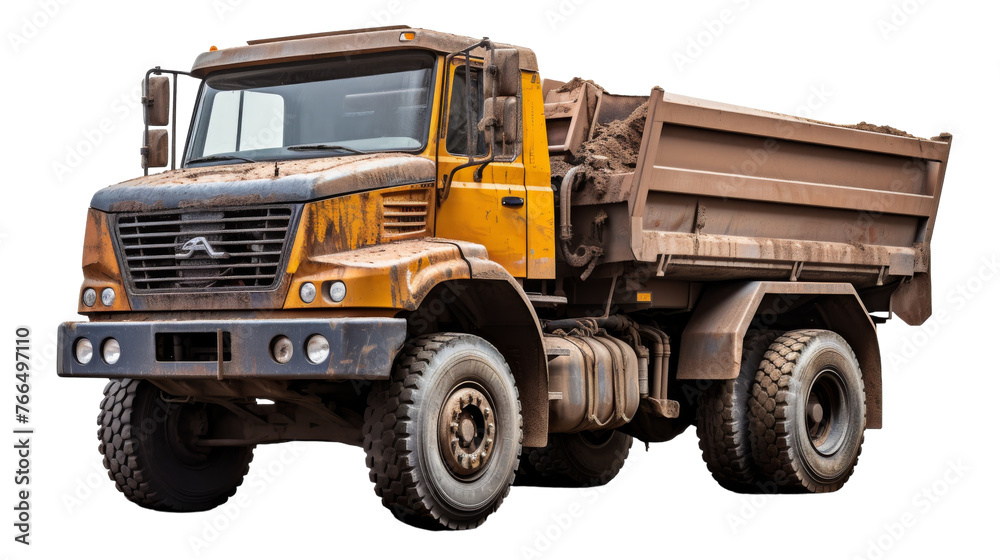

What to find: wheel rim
left=438, top=383, right=497, bottom=480
left=164, top=403, right=212, bottom=465
left=805, top=368, right=849, bottom=457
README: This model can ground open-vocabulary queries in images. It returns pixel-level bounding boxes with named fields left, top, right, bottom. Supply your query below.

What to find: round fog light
left=306, top=335, right=330, bottom=365
left=82, top=288, right=97, bottom=307
left=271, top=336, right=294, bottom=364
left=75, top=338, right=94, bottom=365
left=299, top=282, right=316, bottom=304
left=328, top=281, right=347, bottom=303
left=102, top=338, right=121, bottom=365
left=101, top=288, right=116, bottom=307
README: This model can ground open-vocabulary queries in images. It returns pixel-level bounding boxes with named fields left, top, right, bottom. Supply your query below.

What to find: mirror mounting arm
left=438, top=38, right=495, bottom=204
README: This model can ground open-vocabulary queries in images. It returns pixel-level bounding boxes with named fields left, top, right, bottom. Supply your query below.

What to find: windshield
left=185, top=51, right=436, bottom=166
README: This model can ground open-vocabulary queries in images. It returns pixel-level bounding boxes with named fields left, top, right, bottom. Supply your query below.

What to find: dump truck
left=58, top=26, right=952, bottom=530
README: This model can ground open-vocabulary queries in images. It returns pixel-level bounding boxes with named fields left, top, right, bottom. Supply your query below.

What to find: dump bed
left=544, top=82, right=952, bottom=324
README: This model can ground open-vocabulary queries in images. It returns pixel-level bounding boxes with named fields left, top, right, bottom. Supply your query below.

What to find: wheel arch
left=404, top=273, right=549, bottom=448
left=677, top=281, right=882, bottom=429
left=287, top=237, right=550, bottom=445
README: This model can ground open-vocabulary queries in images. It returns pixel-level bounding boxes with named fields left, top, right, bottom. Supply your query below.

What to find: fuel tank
left=544, top=334, right=639, bottom=433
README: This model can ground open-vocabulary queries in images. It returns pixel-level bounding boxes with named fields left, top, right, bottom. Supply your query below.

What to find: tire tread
left=748, top=330, right=865, bottom=493
left=362, top=334, right=522, bottom=530
left=695, top=331, right=777, bottom=492
left=97, top=378, right=253, bottom=512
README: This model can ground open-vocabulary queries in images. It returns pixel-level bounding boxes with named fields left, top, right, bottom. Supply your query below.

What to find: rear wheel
left=748, top=330, right=866, bottom=493
left=695, top=331, right=777, bottom=492
left=520, top=431, right=632, bottom=487
left=97, top=379, right=254, bottom=512
left=363, top=334, right=522, bottom=530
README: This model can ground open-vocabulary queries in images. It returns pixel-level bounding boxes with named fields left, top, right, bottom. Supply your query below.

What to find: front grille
left=116, top=206, right=296, bottom=293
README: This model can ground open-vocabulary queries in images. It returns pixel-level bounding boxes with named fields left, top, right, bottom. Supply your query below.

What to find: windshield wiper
left=285, top=144, right=367, bottom=155
left=185, top=154, right=258, bottom=165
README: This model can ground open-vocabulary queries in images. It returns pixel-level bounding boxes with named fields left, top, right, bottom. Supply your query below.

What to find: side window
left=203, top=91, right=284, bottom=156
left=446, top=66, right=487, bottom=156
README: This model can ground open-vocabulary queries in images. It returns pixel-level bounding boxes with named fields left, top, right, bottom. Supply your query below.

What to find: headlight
left=75, top=338, right=94, bottom=365
left=328, top=281, right=347, bottom=303
left=101, top=288, right=116, bottom=307
left=270, top=336, right=294, bottom=364
left=82, top=288, right=97, bottom=307
left=306, top=335, right=330, bottom=364
left=102, top=338, right=121, bottom=365
left=299, top=282, right=316, bottom=304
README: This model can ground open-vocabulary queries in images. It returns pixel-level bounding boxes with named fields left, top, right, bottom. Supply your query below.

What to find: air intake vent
left=116, top=206, right=296, bottom=293
left=381, top=197, right=429, bottom=239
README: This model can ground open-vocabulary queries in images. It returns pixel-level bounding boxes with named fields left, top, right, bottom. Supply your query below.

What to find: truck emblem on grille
left=175, top=237, right=229, bottom=259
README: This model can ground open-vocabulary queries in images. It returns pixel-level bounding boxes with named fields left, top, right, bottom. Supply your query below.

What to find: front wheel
left=363, top=334, right=522, bottom=530
left=97, top=379, right=254, bottom=511
left=748, top=330, right=866, bottom=493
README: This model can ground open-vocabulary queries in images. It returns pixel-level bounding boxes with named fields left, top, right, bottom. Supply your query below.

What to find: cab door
left=435, top=58, right=527, bottom=277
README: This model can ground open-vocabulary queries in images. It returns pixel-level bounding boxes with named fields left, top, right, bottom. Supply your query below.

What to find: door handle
left=501, top=197, right=525, bottom=208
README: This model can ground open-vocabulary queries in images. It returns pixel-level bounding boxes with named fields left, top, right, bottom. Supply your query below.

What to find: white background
left=2, top=1, right=996, bottom=559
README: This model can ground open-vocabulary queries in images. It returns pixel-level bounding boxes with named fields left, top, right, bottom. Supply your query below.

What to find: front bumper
left=57, top=318, right=407, bottom=380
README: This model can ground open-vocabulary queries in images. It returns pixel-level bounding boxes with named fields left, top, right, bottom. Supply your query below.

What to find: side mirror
left=142, top=129, right=169, bottom=169
left=483, top=96, right=519, bottom=159
left=483, top=48, right=520, bottom=98
left=139, top=67, right=192, bottom=174
left=481, top=48, right=521, bottom=161
left=143, top=76, right=170, bottom=127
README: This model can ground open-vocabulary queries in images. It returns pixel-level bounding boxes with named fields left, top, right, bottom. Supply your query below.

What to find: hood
left=91, top=153, right=437, bottom=212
